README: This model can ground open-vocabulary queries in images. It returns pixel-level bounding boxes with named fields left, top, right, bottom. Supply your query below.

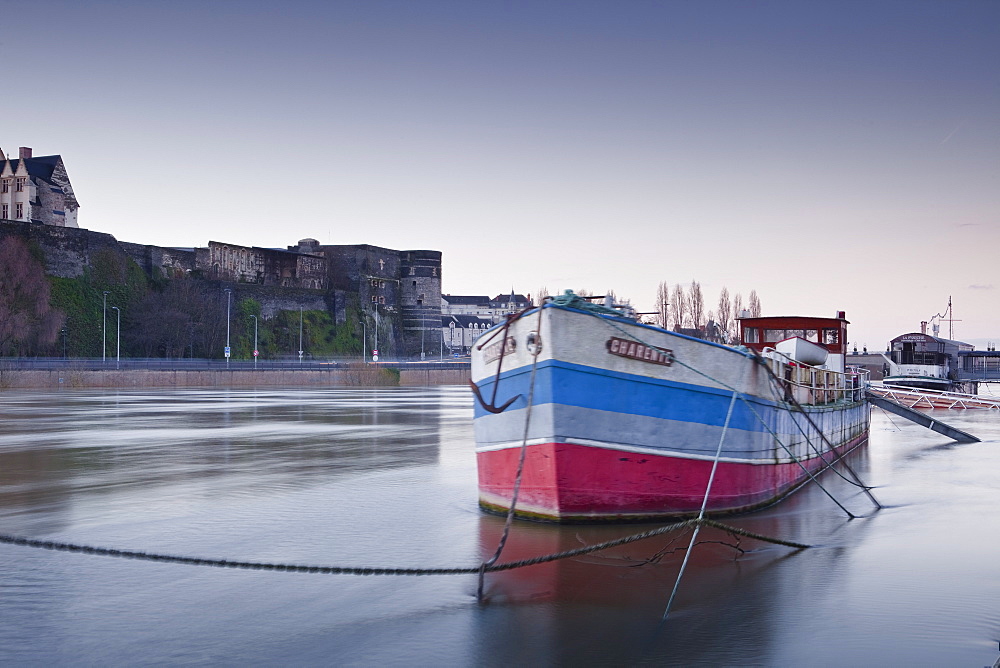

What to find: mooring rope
left=583, top=308, right=861, bottom=518
left=3, top=302, right=841, bottom=584
left=0, top=518, right=808, bottom=576
left=874, top=402, right=904, bottom=431
left=759, top=362, right=881, bottom=507
left=663, top=361, right=749, bottom=619
left=478, top=304, right=544, bottom=598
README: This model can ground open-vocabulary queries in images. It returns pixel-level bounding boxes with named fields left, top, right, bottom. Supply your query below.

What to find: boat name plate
left=606, top=337, right=673, bottom=366
left=482, top=336, right=516, bottom=364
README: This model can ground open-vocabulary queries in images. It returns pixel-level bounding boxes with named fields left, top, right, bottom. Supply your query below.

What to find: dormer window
left=15, top=177, right=25, bottom=192
left=1, top=179, right=8, bottom=193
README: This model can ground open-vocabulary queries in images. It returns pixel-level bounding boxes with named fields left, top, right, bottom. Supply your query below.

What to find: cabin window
left=743, top=327, right=759, bottom=343
left=805, top=329, right=819, bottom=342
left=765, top=329, right=785, bottom=342
left=822, top=328, right=840, bottom=344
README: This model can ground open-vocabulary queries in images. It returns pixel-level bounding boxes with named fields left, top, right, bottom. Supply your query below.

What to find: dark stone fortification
left=0, top=220, right=443, bottom=358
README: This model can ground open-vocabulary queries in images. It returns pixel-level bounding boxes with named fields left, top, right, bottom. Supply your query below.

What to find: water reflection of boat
left=474, top=494, right=853, bottom=664
left=471, top=293, right=870, bottom=522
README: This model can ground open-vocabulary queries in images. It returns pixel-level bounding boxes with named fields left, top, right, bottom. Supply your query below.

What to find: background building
left=439, top=292, right=533, bottom=356
left=0, top=147, right=79, bottom=227
left=0, top=144, right=445, bottom=359
left=441, top=292, right=532, bottom=323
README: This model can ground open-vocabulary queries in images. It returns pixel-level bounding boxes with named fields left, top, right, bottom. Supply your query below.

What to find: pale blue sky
left=4, top=0, right=998, bottom=349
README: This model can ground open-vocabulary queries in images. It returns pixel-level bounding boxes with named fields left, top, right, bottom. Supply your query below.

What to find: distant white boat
left=882, top=330, right=977, bottom=394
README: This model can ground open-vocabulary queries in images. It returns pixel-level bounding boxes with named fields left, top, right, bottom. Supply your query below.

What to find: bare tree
left=670, top=284, right=687, bottom=330
left=716, top=287, right=732, bottom=343
left=730, top=292, right=745, bottom=342
left=0, top=237, right=64, bottom=356
left=688, top=280, right=705, bottom=331
left=655, top=281, right=670, bottom=329
left=132, top=278, right=219, bottom=357
left=748, top=289, right=762, bottom=317
left=535, top=286, right=550, bottom=305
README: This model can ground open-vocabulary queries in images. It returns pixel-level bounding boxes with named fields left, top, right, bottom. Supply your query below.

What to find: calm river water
left=1, top=386, right=998, bottom=666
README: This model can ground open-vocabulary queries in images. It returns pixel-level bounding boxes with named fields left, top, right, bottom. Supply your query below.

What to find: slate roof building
left=441, top=295, right=493, bottom=317
left=441, top=313, right=494, bottom=355
left=442, top=292, right=533, bottom=323
left=0, top=147, right=79, bottom=227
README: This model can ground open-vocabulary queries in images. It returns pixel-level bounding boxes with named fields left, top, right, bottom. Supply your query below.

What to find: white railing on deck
left=762, top=348, right=869, bottom=405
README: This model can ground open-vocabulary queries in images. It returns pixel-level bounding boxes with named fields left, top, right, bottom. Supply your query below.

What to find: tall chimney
left=920, top=321, right=927, bottom=335
left=19, top=147, right=32, bottom=159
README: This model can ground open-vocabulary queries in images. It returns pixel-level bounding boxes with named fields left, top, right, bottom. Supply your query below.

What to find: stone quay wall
left=0, top=367, right=471, bottom=389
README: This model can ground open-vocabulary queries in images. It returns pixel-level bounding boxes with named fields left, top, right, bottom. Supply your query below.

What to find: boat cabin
left=886, top=332, right=972, bottom=368
left=738, top=313, right=849, bottom=372
left=882, top=332, right=974, bottom=391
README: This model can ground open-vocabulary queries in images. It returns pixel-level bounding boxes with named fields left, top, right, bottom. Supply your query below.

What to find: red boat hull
left=478, top=434, right=867, bottom=522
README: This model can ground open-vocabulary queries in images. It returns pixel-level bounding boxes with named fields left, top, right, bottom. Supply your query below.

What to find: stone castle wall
left=1, top=220, right=443, bottom=358
left=0, top=219, right=122, bottom=277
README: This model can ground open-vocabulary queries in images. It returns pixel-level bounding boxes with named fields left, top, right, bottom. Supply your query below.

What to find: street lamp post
left=359, top=318, right=366, bottom=361
left=224, top=288, right=232, bottom=368
left=250, top=314, right=258, bottom=370
left=102, top=291, right=109, bottom=363
left=61, top=328, right=67, bottom=359
left=298, top=306, right=303, bottom=364
left=111, top=306, right=121, bottom=370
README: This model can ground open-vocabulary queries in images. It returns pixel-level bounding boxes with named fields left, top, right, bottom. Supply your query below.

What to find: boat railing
left=761, top=349, right=869, bottom=405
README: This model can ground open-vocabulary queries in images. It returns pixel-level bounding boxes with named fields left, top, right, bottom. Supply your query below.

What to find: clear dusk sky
left=3, top=0, right=998, bottom=350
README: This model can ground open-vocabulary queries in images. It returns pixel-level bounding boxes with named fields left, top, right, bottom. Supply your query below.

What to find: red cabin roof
left=738, top=314, right=849, bottom=355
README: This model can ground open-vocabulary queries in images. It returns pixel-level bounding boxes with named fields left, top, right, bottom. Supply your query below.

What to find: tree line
left=534, top=281, right=761, bottom=344
left=655, top=280, right=760, bottom=343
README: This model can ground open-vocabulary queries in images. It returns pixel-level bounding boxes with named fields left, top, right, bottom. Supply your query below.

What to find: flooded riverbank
left=1, top=387, right=998, bottom=666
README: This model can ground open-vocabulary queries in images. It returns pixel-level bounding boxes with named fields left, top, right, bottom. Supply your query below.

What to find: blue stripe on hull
left=474, top=360, right=869, bottom=463
left=475, top=359, right=776, bottom=432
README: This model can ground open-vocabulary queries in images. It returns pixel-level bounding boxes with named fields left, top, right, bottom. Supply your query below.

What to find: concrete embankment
left=0, top=366, right=471, bottom=389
